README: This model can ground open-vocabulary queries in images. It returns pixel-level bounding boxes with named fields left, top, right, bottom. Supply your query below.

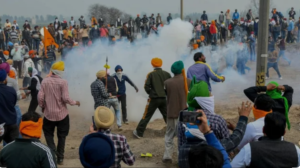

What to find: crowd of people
left=0, top=6, right=299, bottom=168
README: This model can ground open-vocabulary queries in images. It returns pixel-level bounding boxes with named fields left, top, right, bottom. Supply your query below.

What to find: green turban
left=266, top=81, right=290, bottom=130
left=28, top=67, right=33, bottom=73
left=187, top=77, right=210, bottom=110
left=171, top=61, right=184, bottom=75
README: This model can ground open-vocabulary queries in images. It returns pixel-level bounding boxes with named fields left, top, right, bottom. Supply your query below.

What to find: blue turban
left=79, top=132, right=115, bottom=168
left=0, top=69, right=7, bottom=82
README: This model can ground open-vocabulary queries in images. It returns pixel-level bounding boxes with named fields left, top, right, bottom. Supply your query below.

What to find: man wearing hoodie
left=133, top=58, right=171, bottom=139
left=232, top=9, right=240, bottom=20
left=11, top=43, right=24, bottom=78
left=111, top=65, right=138, bottom=124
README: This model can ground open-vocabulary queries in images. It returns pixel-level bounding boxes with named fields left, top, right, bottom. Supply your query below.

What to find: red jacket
left=210, top=24, right=217, bottom=34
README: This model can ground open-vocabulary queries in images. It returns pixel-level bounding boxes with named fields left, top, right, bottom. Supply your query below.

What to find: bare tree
left=88, top=4, right=131, bottom=25
left=247, top=0, right=276, bottom=18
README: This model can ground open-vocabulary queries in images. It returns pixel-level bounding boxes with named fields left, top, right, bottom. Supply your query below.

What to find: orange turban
left=3, top=50, right=9, bottom=55
left=151, top=58, right=163, bottom=67
left=8, top=70, right=16, bottom=79
left=200, top=35, right=205, bottom=41
left=211, top=20, right=215, bottom=25
left=19, top=118, right=43, bottom=139
left=193, top=44, right=199, bottom=50
left=227, top=9, right=230, bottom=13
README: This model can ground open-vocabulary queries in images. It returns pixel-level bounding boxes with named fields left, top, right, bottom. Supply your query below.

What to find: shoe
left=279, top=77, right=283, bottom=80
left=162, top=159, right=173, bottom=164
left=123, top=119, right=129, bottom=125
left=265, top=77, right=269, bottom=79
left=57, top=159, right=64, bottom=165
left=133, top=130, right=141, bottom=139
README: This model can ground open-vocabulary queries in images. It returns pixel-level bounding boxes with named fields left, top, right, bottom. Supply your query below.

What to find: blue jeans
left=266, top=62, right=281, bottom=78
left=107, top=98, right=121, bottom=127
left=278, top=50, right=291, bottom=63
left=196, top=31, right=201, bottom=39
left=211, top=34, right=217, bottom=43
left=250, top=44, right=256, bottom=61
left=33, top=39, right=40, bottom=53
left=237, top=60, right=245, bottom=75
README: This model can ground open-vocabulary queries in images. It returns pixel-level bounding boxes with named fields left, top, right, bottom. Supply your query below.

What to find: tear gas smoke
left=63, top=18, right=293, bottom=122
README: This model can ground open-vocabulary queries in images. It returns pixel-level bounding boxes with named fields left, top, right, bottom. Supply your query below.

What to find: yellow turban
left=151, top=58, right=163, bottom=67
left=51, top=61, right=65, bottom=71
left=6, top=59, right=13, bottom=65
left=96, top=70, right=106, bottom=78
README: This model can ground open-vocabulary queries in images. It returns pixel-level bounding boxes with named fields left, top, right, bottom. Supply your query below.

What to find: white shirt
left=231, top=143, right=300, bottom=168
left=237, top=117, right=265, bottom=150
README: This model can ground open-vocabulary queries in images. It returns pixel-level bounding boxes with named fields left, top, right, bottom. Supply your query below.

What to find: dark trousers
left=0, top=124, right=19, bottom=143
left=118, top=94, right=127, bottom=122
left=0, top=39, right=5, bottom=50
left=22, top=77, right=31, bottom=94
left=287, top=31, right=293, bottom=43
left=136, top=98, right=167, bottom=137
left=43, top=115, right=70, bottom=160
left=82, top=37, right=89, bottom=47
left=28, top=92, right=38, bottom=112
left=266, top=62, right=281, bottom=78
left=13, top=61, right=22, bottom=78
left=32, top=39, right=40, bottom=53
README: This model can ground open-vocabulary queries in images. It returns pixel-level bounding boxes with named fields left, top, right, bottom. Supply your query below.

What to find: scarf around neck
left=266, top=81, right=290, bottom=130
left=252, top=107, right=272, bottom=120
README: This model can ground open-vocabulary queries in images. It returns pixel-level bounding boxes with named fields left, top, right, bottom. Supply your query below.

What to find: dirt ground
left=4, top=44, right=300, bottom=168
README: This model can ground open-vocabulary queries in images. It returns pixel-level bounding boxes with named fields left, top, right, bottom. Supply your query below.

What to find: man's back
left=144, top=68, right=171, bottom=98
left=164, top=75, right=190, bottom=118
left=0, top=84, right=17, bottom=125
left=0, top=138, right=57, bottom=168
left=38, top=75, right=76, bottom=121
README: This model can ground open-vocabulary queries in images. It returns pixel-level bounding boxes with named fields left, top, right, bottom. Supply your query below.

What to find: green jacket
left=144, top=68, right=171, bottom=98
left=0, top=138, right=57, bottom=168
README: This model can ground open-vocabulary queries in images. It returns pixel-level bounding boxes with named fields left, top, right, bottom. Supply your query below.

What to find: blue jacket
left=205, top=133, right=231, bottom=168
left=248, top=36, right=256, bottom=44
left=232, top=12, right=240, bottom=20
left=254, top=22, right=259, bottom=33
left=187, top=62, right=224, bottom=91
left=0, top=84, right=17, bottom=125
left=288, top=21, right=294, bottom=31
left=112, top=65, right=137, bottom=95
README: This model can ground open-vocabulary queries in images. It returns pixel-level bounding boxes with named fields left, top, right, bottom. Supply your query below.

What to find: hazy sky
left=2, top=0, right=299, bottom=18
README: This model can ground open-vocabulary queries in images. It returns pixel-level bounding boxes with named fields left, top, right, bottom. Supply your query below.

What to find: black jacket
left=201, top=14, right=208, bottom=21
left=0, top=84, right=17, bottom=125
left=244, top=85, right=293, bottom=115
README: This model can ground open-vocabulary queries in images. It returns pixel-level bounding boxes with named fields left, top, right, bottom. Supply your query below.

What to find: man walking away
left=277, top=36, right=291, bottom=65
left=112, top=65, right=138, bottom=124
left=0, top=112, right=57, bottom=168
left=266, top=51, right=282, bottom=80
left=133, top=58, right=171, bottom=138
left=0, top=69, right=19, bottom=144
left=38, top=61, right=80, bottom=165
left=163, top=61, right=190, bottom=163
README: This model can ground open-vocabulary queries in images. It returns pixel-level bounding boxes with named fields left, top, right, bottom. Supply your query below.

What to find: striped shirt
left=38, top=75, right=76, bottom=121
left=9, top=30, right=18, bottom=40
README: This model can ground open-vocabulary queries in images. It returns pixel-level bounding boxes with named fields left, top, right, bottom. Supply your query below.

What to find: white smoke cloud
left=64, top=18, right=253, bottom=122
